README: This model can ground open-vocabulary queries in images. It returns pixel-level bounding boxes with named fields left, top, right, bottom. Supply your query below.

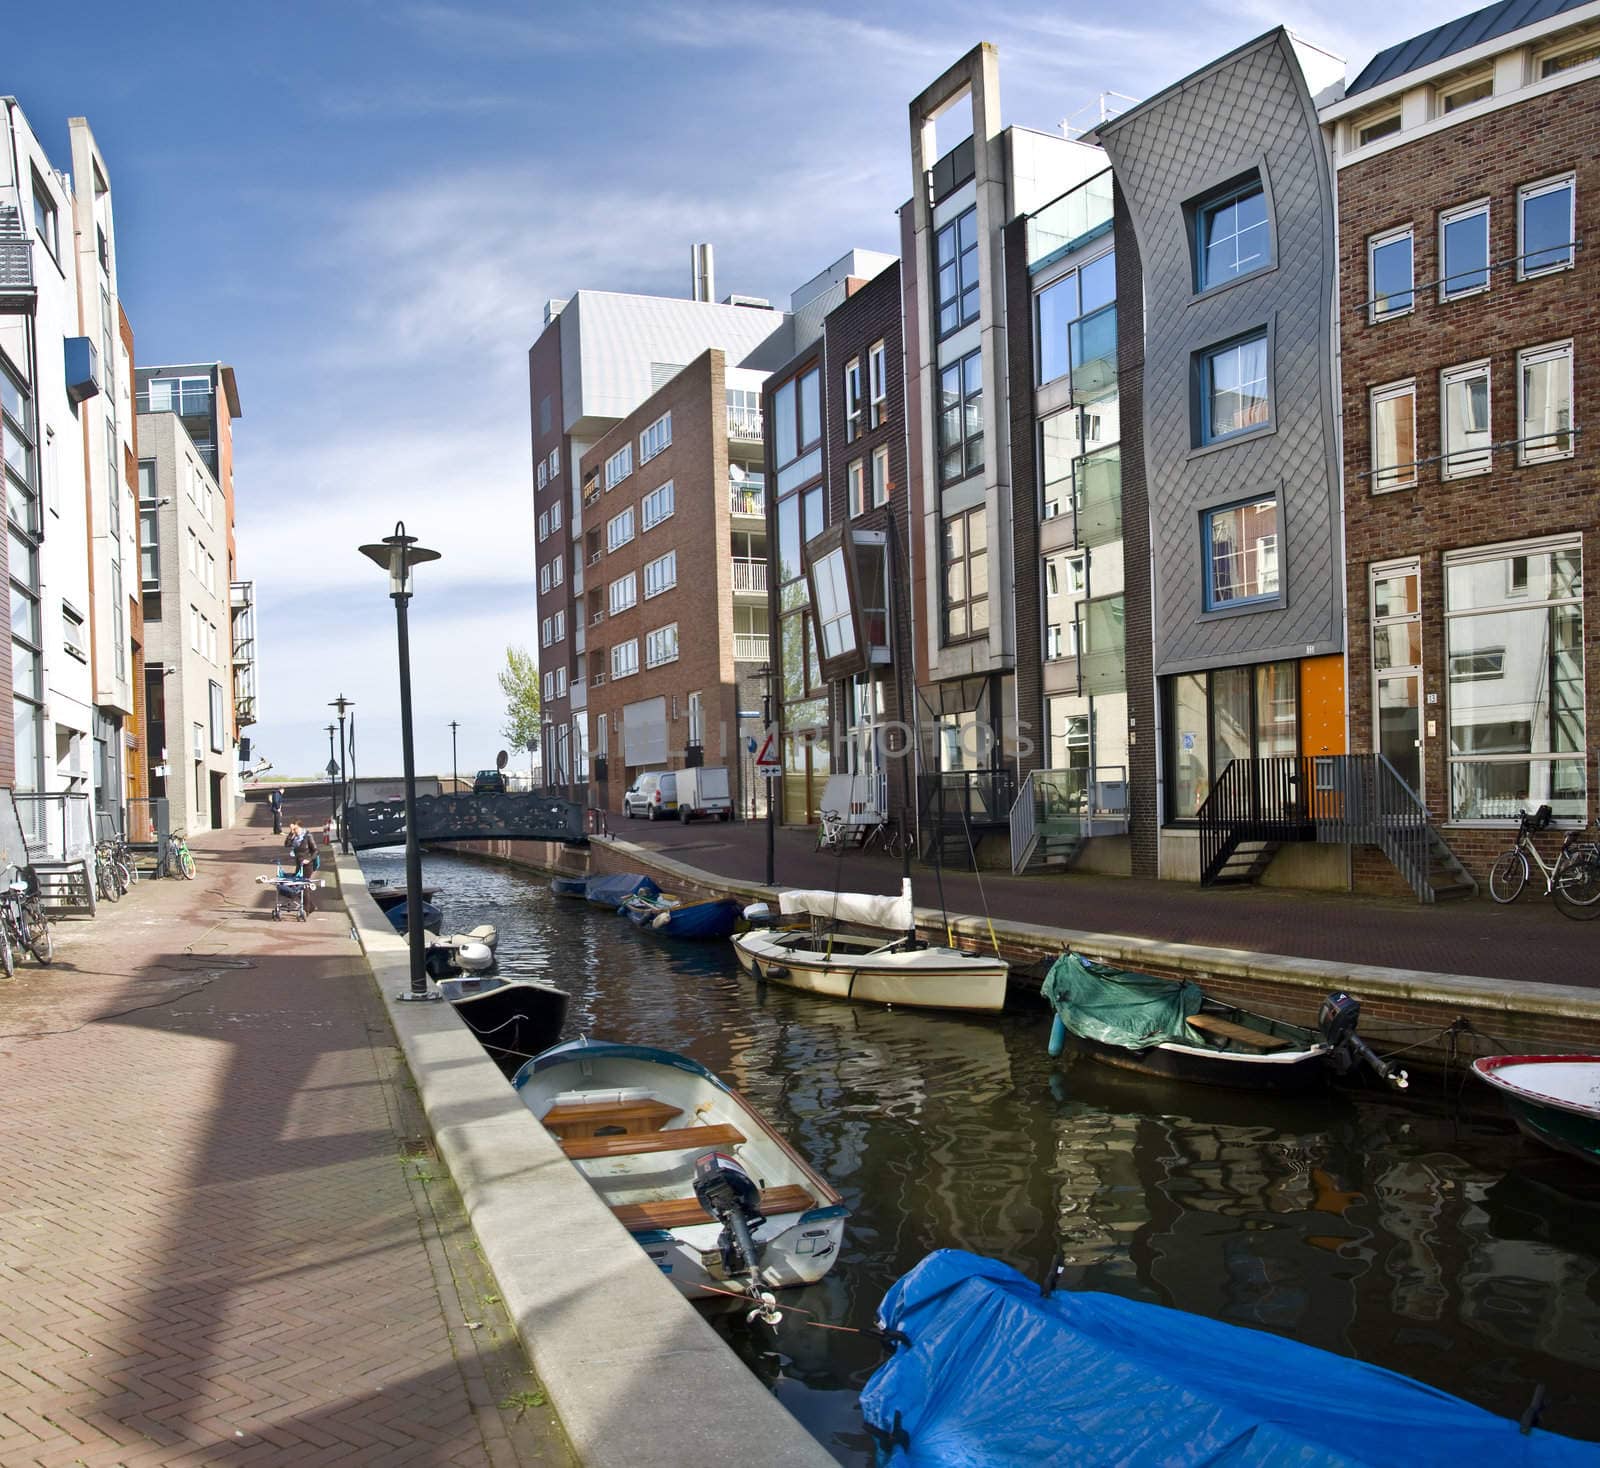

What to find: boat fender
left=864, top=1325, right=913, bottom=1353
left=1039, top=1250, right=1065, bottom=1296
left=1048, top=1014, right=1068, bottom=1058
left=652, top=911, right=672, bottom=930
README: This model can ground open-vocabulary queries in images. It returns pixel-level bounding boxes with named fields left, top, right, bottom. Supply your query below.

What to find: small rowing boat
left=731, top=880, right=1007, bottom=1013
left=549, top=875, right=588, bottom=899
left=1474, top=1054, right=1600, bottom=1167
left=385, top=898, right=443, bottom=936
left=423, top=923, right=498, bottom=978
left=439, top=975, right=567, bottom=1066
left=583, top=872, right=661, bottom=909
left=512, top=1039, right=846, bottom=1313
left=621, top=892, right=743, bottom=941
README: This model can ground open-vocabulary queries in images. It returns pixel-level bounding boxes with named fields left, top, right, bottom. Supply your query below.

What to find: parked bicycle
left=862, top=816, right=905, bottom=860
left=0, top=875, right=53, bottom=976
left=1488, top=805, right=1600, bottom=916
left=163, top=829, right=197, bottom=881
left=816, top=808, right=852, bottom=854
left=93, top=841, right=124, bottom=903
left=106, top=831, right=138, bottom=887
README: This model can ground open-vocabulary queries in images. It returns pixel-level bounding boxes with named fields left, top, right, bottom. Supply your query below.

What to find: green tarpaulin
left=1042, top=952, right=1203, bottom=1050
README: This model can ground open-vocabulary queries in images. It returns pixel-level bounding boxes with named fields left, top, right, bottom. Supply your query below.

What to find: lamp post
left=360, top=520, right=441, bottom=1000
left=330, top=694, right=352, bottom=852
left=449, top=719, right=460, bottom=792
left=756, top=663, right=775, bottom=887
left=325, top=724, right=338, bottom=831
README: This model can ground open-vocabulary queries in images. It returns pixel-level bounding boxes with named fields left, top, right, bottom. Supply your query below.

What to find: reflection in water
left=363, top=850, right=1600, bottom=1463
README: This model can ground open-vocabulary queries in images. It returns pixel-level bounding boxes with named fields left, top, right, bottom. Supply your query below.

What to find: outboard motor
left=1319, top=992, right=1408, bottom=1089
left=742, top=901, right=774, bottom=927
left=692, top=1151, right=782, bottom=1325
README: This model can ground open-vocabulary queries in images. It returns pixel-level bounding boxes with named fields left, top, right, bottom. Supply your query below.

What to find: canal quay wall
left=440, top=835, right=1600, bottom=1069
left=335, top=850, right=836, bottom=1468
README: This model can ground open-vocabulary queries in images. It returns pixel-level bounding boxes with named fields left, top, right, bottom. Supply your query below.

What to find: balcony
left=729, top=480, right=766, bottom=518
left=1027, top=168, right=1114, bottom=270
left=574, top=621, right=585, bottom=654
left=1070, top=303, right=1117, bottom=403
left=1073, top=445, right=1121, bottom=548
left=0, top=200, right=36, bottom=315
left=570, top=678, right=587, bottom=711
left=1077, top=594, right=1126, bottom=694
left=734, top=632, right=770, bottom=661
left=727, top=407, right=763, bottom=441
left=731, top=558, right=768, bottom=595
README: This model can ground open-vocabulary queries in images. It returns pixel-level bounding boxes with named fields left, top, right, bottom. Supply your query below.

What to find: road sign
left=755, top=727, right=781, bottom=780
left=325, top=759, right=339, bottom=777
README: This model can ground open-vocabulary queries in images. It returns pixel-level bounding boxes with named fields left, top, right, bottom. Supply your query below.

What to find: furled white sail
left=778, top=878, right=913, bottom=932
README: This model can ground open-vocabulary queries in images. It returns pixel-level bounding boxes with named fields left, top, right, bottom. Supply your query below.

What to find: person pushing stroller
left=284, top=821, right=318, bottom=913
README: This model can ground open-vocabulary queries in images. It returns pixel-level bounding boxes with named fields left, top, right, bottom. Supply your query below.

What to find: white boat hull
left=513, top=1041, right=847, bottom=1299
left=732, top=929, right=1007, bottom=1013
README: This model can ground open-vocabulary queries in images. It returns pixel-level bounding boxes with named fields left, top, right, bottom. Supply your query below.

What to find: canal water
left=364, top=848, right=1600, bottom=1463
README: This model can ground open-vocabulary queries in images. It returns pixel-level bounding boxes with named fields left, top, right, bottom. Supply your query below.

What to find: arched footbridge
left=344, top=792, right=587, bottom=851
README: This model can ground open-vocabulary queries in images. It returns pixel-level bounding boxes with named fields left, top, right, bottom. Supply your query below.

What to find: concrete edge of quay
left=334, top=849, right=837, bottom=1468
left=441, top=834, right=1600, bottom=1059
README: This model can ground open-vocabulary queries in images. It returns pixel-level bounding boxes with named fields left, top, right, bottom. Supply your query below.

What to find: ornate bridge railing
left=344, top=792, right=588, bottom=851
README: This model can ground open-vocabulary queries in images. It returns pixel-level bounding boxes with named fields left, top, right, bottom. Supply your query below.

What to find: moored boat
left=368, top=880, right=438, bottom=913
left=861, top=1250, right=1600, bottom=1465
left=512, top=1039, right=846, bottom=1308
left=423, top=923, right=498, bottom=978
left=439, top=975, right=567, bottom=1065
left=1043, top=951, right=1405, bottom=1092
left=621, top=892, right=743, bottom=941
left=731, top=880, right=1007, bottom=1013
left=549, top=875, right=588, bottom=899
left=1474, top=1054, right=1600, bottom=1167
left=583, top=872, right=661, bottom=909
left=386, top=898, right=443, bottom=936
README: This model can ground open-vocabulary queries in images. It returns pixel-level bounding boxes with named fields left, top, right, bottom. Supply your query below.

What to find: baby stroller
left=272, top=861, right=318, bottom=922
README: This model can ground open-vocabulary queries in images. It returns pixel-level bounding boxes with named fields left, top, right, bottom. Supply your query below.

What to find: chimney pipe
left=691, top=242, right=715, bottom=303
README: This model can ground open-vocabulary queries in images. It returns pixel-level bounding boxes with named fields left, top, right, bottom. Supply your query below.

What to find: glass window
left=606, top=505, right=635, bottom=551
left=1437, top=73, right=1492, bottom=112
left=644, top=550, right=676, bottom=598
left=1255, top=662, right=1298, bottom=757
left=1039, top=409, right=1078, bottom=521
left=777, top=495, right=802, bottom=586
left=1357, top=112, right=1401, bottom=146
left=608, top=572, right=637, bottom=614
left=1170, top=673, right=1210, bottom=818
left=1212, top=666, right=1252, bottom=774
left=844, top=359, right=862, bottom=441
left=639, top=411, right=672, bottom=463
left=1202, top=334, right=1269, bottom=442
left=868, top=341, right=888, bottom=427
left=870, top=445, right=889, bottom=509
left=1043, top=550, right=1085, bottom=660
left=30, top=172, right=57, bottom=258
left=641, top=480, right=675, bottom=529
left=938, top=349, right=983, bottom=483
left=1441, top=361, right=1491, bottom=478
left=1368, top=228, right=1414, bottom=320
left=1440, top=201, right=1490, bottom=299
left=1519, top=342, right=1573, bottom=463
left=936, top=206, right=980, bottom=335
left=610, top=640, right=639, bottom=680
left=645, top=623, right=679, bottom=668
left=1036, top=273, right=1077, bottom=385
left=1196, top=178, right=1269, bottom=290
left=942, top=507, right=989, bottom=643
left=812, top=547, right=856, bottom=660
left=798, top=367, right=821, bottom=448
left=1540, top=40, right=1600, bottom=76
left=1204, top=498, right=1279, bottom=609
left=774, top=379, right=797, bottom=465
left=604, top=443, right=632, bottom=489
left=1444, top=540, right=1584, bottom=820
left=1519, top=174, right=1575, bottom=278
left=848, top=459, right=865, bottom=517
left=1370, top=380, right=1416, bottom=492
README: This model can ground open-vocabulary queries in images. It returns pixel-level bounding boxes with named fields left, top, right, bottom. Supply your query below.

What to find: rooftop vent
left=691, top=243, right=715, bottom=303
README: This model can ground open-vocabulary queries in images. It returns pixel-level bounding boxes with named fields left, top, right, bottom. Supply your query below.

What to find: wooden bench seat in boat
left=610, top=1184, right=817, bottom=1232
left=561, top=1123, right=746, bottom=1160
left=1187, top=1013, right=1289, bottom=1052
left=542, top=1099, right=683, bottom=1140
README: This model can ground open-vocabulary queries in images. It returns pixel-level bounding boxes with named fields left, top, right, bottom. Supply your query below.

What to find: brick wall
left=528, top=319, right=571, bottom=765
left=1003, top=216, right=1043, bottom=779
left=1339, top=78, right=1600, bottom=890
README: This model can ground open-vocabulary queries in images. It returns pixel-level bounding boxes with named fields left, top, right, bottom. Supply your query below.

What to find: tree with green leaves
left=498, top=646, right=541, bottom=769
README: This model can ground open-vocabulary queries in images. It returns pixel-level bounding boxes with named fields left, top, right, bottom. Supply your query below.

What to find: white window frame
left=1370, top=378, right=1417, bottom=493
left=539, top=563, right=551, bottom=594
left=1537, top=36, right=1600, bottom=78
left=537, top=511, right=549, bottom=542
left=551, top=555, right=564, bottom=587
left=607, top=506, right=635, bottom=552
left=1435, top=70, right=1492, bottom=115
left=639, top=411, right=672, bottom=464
left=1441, top=360, right=1492, bottom=479
left=1517, top=173, right=1576, bottom=281
left=645, top=622, right=679, bottom=669
left=1439, top=199, right=1490, bottom=302
left=1356, top=110, right=1401, bottom=147
left=641, top=480, right=675, bottom=530
left=868, top=340, right=887, bottom=428
left=538, top=460, right=548, bottom=490
left=608, top=572, right=638, bottom=615
left=554, top=667, right=567, bottom=698
left=550, top=498, right=562, bottom=532
left=871, top=444, right=890, bottom=508
left=1517, top=340, right=1574, bottom=465
left=848, top=459, right=866, bottom=517
left=553, top=609, right=566, bottom=642
left=604, top=443, right=632, bottom=490
left=1367, top=226, right=1414, bottom=323
left=550, top=445, right=561, bottom=476
left=644, top=550, right=677, bottom=599
left=844, top=357, right=862, bottom=442
left=611, top=639, right=639, bottom=680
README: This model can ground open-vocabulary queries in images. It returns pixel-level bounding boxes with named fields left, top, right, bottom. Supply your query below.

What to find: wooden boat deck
left=542, top=1099, right=683, bottom=1140
left=611, top=1184, right=817, bottom=1232
left=562, top=1123, right=745, bottom=1160
left=1188, top=1013, right=1290, bottom=1052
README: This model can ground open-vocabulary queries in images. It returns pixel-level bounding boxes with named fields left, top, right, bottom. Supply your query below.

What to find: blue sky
left=9, top=0, right=1464, bottom=780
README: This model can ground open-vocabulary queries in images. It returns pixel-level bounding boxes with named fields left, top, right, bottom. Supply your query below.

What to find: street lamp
left=359, top=520, right=441, bottom=1000
left=325, top=724, right=338, bottom=831
left=755, top=662, right=775, bottom=887
left=449, top=719, right=460, bottom=792
left=330, top=694, right=352, bottom=852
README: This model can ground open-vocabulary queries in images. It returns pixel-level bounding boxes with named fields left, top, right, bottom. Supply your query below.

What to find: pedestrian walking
left=284, top=821, right=318, bottom=913
left=269, top=787, right=284, bottom=834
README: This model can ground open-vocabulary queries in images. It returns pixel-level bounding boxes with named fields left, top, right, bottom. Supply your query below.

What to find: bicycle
left=93, top=842, right=122, bottom=903
left=1488, top=806, right=1600, bottom=914
left=816, top=808, right=850, bottom=854
left=107, top=831, right=137, bottom=888
left=862, top=817, right=905, bottom=860
left=0, top=875, right=53, bottom=975
left=163, top=829, right=197, bottom=880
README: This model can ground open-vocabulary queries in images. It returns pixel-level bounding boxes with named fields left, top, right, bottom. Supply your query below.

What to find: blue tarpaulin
left=861, top=1251, right=1600, bottom=1466
left=583, top=873, right=660, bottom=908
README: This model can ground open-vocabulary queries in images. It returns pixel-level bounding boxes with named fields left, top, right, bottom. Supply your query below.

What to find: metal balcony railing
left=14, top=791, right=94, bottom=861
left=1010, top=766, right=1129, bottom=872
left=727, top=408, right=764, bottom=440
left=731, top=558, right=768, bottom=593
left=729, top=482, right=766, bottom=517
left=733, top=632, right=770, bottom=661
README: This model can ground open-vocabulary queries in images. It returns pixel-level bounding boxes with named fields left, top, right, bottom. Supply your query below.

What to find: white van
left=623, top=770, right=678, bottom=820
left=674, top=766, right=732, bottom=823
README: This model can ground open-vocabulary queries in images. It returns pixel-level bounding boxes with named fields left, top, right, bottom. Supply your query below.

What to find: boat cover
left=861, top=1250, right=1600, bottom=1466
left=584, top=873, right=661, bottom=907
left=1042, top=951, right=1203, bottom=1050
left=779, top=877, right=913, bottom=932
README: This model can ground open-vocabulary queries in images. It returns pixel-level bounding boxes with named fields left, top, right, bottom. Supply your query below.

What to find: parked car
left=623, top=771, right=677, bottom=820
left=675, top=766, right=732, bottom=823
left=473, top=768, right=507, bottom=794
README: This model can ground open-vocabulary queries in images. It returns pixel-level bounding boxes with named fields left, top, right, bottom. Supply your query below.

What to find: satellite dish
left=495, top=749, right=509, bottom=771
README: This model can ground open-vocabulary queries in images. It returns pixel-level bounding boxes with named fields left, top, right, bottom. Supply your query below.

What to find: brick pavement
left=0, top=802, right=571, bottom=1468
left=614, top=816, right=1600, bottom=986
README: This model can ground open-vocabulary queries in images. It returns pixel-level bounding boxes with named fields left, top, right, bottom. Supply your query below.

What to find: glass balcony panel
left=1077, top=594, right=1125, bottom=694
left=1069, top=304, right=1117, bottom=402
left=1073, top=445, right=1121, bottom=547
left=1026, top=170, right=1115, bottom=269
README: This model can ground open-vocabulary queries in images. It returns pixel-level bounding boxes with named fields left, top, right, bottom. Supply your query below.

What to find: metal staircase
left=919, top=770, right=1015, bottom=872
left=1010, top=767, right=1130, bottom=873
left=1198, top=754, right=1476, bottom=903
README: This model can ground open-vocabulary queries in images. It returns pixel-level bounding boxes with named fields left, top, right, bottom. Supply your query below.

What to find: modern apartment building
left=137, top=410, right=239, bottom=829
left=527, top=274, right=794, bottom=802
left=1322, top=0, right=1599, bottom=886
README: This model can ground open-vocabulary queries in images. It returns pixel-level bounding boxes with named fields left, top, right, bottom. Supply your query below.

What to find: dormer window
left=1356, top=111, right=1401, bottom=147
left=1437, top=71, right=1492, bottom=113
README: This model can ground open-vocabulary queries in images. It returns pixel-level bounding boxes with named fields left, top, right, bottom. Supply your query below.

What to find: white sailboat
left=731, top=878, right=1008, bottom=1013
